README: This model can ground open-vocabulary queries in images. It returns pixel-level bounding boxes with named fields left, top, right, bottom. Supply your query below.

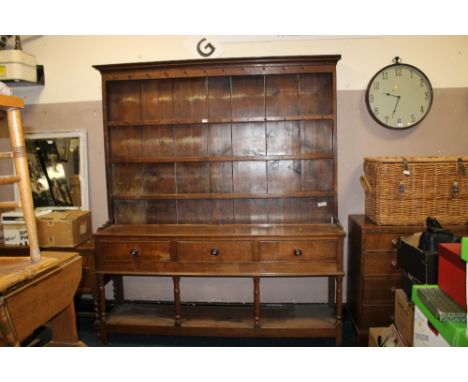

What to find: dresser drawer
left=177, top=241, right=253, bottom=262
left=364, top=232, right=408, bottom=251
left=363, top=251, right=400, bottom=275
left=358, top=304, right=394, bottom=328
left=99, top=241, right=171, bottom=262
left=259, top=240, right=336, bottom=261
left=362, top=276, right=401, bottom=303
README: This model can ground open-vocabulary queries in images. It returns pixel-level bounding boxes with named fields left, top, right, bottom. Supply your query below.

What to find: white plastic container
left=1, top=209, right=51, bottom=245
left=0, top=50, right=37, bottom=83
left=413, top=306, right=450, bottom=347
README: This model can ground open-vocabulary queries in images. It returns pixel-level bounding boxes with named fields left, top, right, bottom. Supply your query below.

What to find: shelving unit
left=93, top=55, right=345, bottom=344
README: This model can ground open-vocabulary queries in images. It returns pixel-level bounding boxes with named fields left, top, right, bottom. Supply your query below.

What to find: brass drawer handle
left=390, top=286, right=396, bottom=293
left=210, top=248, right=219, bottom=257
left=294, top=248, right=302, bottom=257
left=391, top=260, right=398, bottom=269
left=130, top=248, right=139, bottom=257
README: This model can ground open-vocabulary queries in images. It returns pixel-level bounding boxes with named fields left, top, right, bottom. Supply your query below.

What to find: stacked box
left=394, top=289, right=414, bottom=346
left=397, top=233, right=438, bottom=298
left=412, top=285, right=468, bottom=347
left=36, top=210, right=92, bottom=247
left=439, top=243, right=467, bottom=309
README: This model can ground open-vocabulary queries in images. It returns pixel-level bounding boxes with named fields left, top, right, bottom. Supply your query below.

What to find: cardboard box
left=368, top=325, right=406, bottom=347
left=438, top=243, right=466, bottom=309
left=36, top=210, right=91, bottom=248
left=413, top=306, right=450, bottom=347
left=412, top=285, right=468, bottom=346
left=394, top=289, right=414, bottom=346
left=1, top=209, right=51, bottom=245
left=462, top=238, right=468, bottom=314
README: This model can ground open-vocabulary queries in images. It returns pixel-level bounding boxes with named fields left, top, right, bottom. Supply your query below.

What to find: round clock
left=365, top=57, right=433, bottom=129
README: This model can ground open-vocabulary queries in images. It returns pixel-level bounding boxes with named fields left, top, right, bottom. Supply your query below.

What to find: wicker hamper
left=360, top=156, right=468, bottom=225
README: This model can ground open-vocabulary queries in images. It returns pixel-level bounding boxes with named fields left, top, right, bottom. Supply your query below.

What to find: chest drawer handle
left=210, top=248, right=219, bottom=257
left=294, top=248, right=302, bottom=257
left=130, top=248, right=139, bottom=257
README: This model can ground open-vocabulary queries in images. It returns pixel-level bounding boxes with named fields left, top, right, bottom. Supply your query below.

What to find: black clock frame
left=365, top=61, right=433, bottom=130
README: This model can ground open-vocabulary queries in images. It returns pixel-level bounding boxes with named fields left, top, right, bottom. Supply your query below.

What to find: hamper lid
left=364, top=156, right=468, bottom=163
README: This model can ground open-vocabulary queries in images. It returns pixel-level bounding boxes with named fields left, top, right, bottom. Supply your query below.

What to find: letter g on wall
left=196, top=38, right=216, bottom=57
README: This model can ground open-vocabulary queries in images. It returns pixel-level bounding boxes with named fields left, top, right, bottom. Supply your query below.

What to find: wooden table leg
left=0, top=297, right=19, bottom=346
left=48, top=303, right=85, bottom=346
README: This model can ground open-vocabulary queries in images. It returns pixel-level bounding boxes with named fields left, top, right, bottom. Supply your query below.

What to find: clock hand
left=383, top=92, right=399, bottom=98
left=392, top=95, right=401, bottom=118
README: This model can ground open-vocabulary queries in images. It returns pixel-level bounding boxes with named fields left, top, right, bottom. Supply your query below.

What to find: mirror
left=18, top=130, right=89, bottom=210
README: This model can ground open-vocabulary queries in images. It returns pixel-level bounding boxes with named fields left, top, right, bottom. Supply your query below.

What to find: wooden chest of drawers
left=347, top=215, right=468, bottom=345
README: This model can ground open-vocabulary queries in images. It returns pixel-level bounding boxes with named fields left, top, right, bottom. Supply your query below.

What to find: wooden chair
left=0, top=94, right=84, bottom=346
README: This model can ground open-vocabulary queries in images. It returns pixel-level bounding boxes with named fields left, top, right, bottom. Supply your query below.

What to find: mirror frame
left=18, top=129, right=89, bottom=210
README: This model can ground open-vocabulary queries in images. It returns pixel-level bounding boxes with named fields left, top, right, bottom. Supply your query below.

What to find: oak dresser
left=93, top=56, right=346, bottom=344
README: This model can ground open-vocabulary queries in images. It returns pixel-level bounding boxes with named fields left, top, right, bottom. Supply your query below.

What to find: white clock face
left=366, top=64, right=433, bottom=129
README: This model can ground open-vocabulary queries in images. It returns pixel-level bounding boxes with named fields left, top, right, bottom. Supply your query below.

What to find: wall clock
left=365, top=57, right=433, bottom=129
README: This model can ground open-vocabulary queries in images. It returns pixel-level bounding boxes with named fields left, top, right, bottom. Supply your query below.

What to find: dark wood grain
left=299, top=73, right=333, bottom=116
left=142, top=125, right=174, bottom=157
left=141, top=79, right=173, bottom=121
left=143, top=163, right=176, bottom=194
left=173, top=78, right=206, bottom=121
left=233, top=161, right=267, bottom=194
left=207, top=77, right=231, bottom=120
left=231, top=76, right=264, bottom=120
left=266, top=75, right=299, bottom=119
left=107, top=81, right=141, bottom=121
left=266, top=121, right=301, bottom=155
left=232, top=122, right=266, bottom=157
left=110, top=126, right=142, bottom=157
left=209, top=162, right=233, bottom=193
left=174, top=124, right=207, bottom=156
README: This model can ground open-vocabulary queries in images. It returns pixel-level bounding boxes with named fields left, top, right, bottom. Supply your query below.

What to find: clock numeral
left=411, top=114, right=416, bottom=123
left=410, top=70, right=413, bottom=78
left=384, top=116, right=389, bottom=123
left=369, top=94, right=374, bottom=103
left=382, top=71, right=388, bottom=80
left=398, top=118, right=402, bottom=124
left=420, top=105, right=424, bottom=113
left=395, top=68, right=402, bottom=77
left=425, top=91, right=429, bottom=100
left=420, top=79, right=425, bottom=87
left=373, top=82, right=380, bottom=90
left=373, top=107, right=379, bottom=115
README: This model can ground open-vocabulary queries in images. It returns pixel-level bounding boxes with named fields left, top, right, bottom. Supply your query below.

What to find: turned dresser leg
left=173, top=276, right=182, bottom=326
left=98, top=274, right=108, bottom=344
left=335, top=276, right=343, bottom=346
left=253, top=277, right=261, bottom=328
